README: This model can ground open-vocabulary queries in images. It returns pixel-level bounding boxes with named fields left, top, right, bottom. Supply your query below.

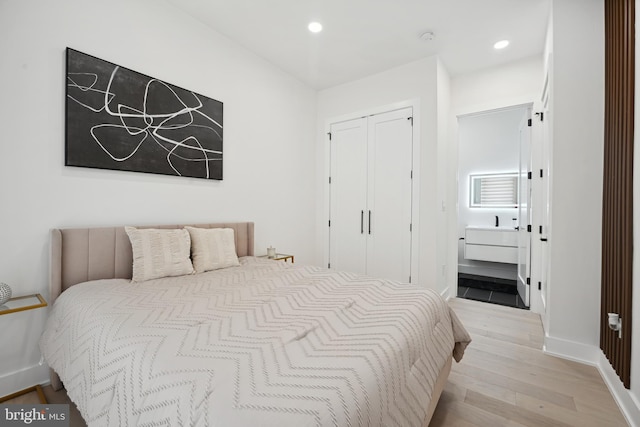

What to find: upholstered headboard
left=47, top=221, right=254, bottom=391
left=49, top=222, right=255, bottom=306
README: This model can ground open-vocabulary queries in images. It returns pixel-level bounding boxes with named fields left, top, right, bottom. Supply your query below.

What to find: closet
left=328, top=107, right=413, bottom=283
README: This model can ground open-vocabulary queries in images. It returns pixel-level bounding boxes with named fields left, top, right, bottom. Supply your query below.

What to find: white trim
left=456, top=102, right=534, bottom=119
left=0, top=364, right=49, bottom=398
left=440, top=286, right=451, bottom=301
left=543, top=336, right=640, bottom=427
left=597, top=351, right=640, bottom=427
left=325, top=99, right=420, bottom=127
left=543, top=334, right=599, bottom=365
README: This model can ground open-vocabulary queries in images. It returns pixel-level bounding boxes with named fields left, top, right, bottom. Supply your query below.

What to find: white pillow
left=185, top=227, right=240, bottom=273
left=125, top=227, right=194, bottom=282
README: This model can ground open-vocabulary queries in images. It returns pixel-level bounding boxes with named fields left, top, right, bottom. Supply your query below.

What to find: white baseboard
left=597, top=351, right=640, bottom=427
left=544, top=334, right=640, bottom=427
left=440, top=286, right=450, bottom=301
left=543, top=334, right=600, bottom=365
left=0, top=364, right=50, bottom=398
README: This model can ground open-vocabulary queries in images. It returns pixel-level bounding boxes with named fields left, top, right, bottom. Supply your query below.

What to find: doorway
left=457, top=105, right=532, bottom=309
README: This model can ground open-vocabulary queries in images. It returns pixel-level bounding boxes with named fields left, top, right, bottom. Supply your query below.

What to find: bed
left=40, top=222, right=470, bottom=426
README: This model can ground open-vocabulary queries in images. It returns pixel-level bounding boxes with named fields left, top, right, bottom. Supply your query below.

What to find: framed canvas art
left=65, top=48, right=223, bottom=180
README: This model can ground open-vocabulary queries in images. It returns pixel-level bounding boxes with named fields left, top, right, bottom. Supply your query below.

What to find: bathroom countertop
left=465, top=226, right=518, bottom=232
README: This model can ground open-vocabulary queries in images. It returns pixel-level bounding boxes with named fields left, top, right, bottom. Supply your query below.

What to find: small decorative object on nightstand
left=0, top=293, right=48, bottom=404
left=267, top=246, right=276, bottom=259
left=0, top=282, right=12, bottom=306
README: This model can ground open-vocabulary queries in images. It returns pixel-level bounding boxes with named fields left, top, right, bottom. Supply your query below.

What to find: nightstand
left=0, top=293, right=48, bottom=404
left=0, top=293, right=47, bottom=315
left=259, top=253, right=294, bottom=263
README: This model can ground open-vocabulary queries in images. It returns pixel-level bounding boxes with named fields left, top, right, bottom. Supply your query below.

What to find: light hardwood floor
left=5, top=297, right=629, bottom=426
left=431, top=297, right=629, bottom=426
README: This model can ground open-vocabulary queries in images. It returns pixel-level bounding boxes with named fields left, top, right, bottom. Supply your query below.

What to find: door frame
left=529, top=69, right=550, bottom=318
left=517, top=108, right=532, bottom=307
left=322, top=99, right=421, bottom=284
left=453, top=102, right=547, bottom=315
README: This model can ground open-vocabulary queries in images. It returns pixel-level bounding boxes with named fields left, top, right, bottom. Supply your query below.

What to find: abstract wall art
left=65, top=48, right=223, bottom=180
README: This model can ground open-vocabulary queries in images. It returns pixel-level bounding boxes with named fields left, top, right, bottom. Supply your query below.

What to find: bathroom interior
left=457, top=106, right=529, bottom=309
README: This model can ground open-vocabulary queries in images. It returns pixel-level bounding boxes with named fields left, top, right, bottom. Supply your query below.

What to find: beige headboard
left=49, top=222, right=255, bottom=306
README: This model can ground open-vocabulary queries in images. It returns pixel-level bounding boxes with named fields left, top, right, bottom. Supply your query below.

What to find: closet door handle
left=368, top=210, right=372, bottom=235
left=361, top=210, right=364, bottom=234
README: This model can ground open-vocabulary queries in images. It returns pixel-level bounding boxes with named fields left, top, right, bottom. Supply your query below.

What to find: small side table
left=0, top=294, right=47, bottom=315
left=259, top=253, right=294, bottom=263
left=0, top=293, right=48, bottom=404
left=0, top=385, right=46, bottom=404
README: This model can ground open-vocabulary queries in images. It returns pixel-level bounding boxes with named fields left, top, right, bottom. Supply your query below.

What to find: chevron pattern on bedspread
left=40, top=257, right=471, bottom=427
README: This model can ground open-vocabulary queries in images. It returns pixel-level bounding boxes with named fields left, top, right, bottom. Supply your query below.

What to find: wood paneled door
left=328, top=107, right=414, bottom=283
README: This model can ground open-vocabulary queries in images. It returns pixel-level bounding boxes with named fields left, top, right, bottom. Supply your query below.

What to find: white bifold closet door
left=329, top=107, right=413, bottom=283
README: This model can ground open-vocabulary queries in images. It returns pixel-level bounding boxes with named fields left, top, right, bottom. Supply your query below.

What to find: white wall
left=544, top=0, right=604, bottom=354
left=436, top=59, right=452, bottom=295
left=0, top=0, right=317, bottom=395
left=457, top=108, right=524, bottom=277
left=541, top=2, right=640, bottom=424
left=316, top=56, right=441, bottom=292
left=451, top=57, right=544, bottom=116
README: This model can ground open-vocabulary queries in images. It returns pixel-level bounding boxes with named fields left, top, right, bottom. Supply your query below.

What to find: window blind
left=470, top=174, right=518, bottom=208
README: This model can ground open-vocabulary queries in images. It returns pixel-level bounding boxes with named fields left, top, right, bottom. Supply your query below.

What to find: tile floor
left=457, top=284, right=527, bottom=309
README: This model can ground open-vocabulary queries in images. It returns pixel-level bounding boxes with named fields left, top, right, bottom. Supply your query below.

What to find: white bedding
left=40, top=257, right=470, bottom=426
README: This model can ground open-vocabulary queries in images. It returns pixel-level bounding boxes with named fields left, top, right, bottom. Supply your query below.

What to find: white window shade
left=470, top=173, right=518, bottom=208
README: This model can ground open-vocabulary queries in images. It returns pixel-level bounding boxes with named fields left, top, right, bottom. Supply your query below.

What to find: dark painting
left=65, top=48, right=223, bottom=180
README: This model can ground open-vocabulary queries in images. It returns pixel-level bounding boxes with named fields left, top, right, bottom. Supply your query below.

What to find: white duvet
left=40, top=257, right=470, bottom=426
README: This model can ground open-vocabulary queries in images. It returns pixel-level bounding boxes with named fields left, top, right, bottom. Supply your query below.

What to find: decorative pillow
left=125, top=227, right=194, bottom=282
left=185, top=227, right=240, bottom=273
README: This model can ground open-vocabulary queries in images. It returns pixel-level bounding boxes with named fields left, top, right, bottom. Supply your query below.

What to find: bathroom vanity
left=464, top=226, right=518, bottom=264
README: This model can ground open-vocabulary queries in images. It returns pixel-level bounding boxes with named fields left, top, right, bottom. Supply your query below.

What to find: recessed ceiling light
left=494, top=40, right=509, bottom=50
left=308, top=22, right=323, bottom=33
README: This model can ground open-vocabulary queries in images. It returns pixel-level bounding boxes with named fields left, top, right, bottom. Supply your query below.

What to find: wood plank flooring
left=4, top=297, right=628, bottom=426
left=431, top=297, right=629, bottom=426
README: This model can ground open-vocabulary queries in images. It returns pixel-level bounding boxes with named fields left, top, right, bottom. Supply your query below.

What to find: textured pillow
left=125, top=227, right=194, bottom=282
left=185, top=227, right=240, bottom=273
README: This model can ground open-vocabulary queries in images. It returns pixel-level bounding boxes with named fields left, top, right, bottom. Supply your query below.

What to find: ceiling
left=166, top=0, right=551, bottom=90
